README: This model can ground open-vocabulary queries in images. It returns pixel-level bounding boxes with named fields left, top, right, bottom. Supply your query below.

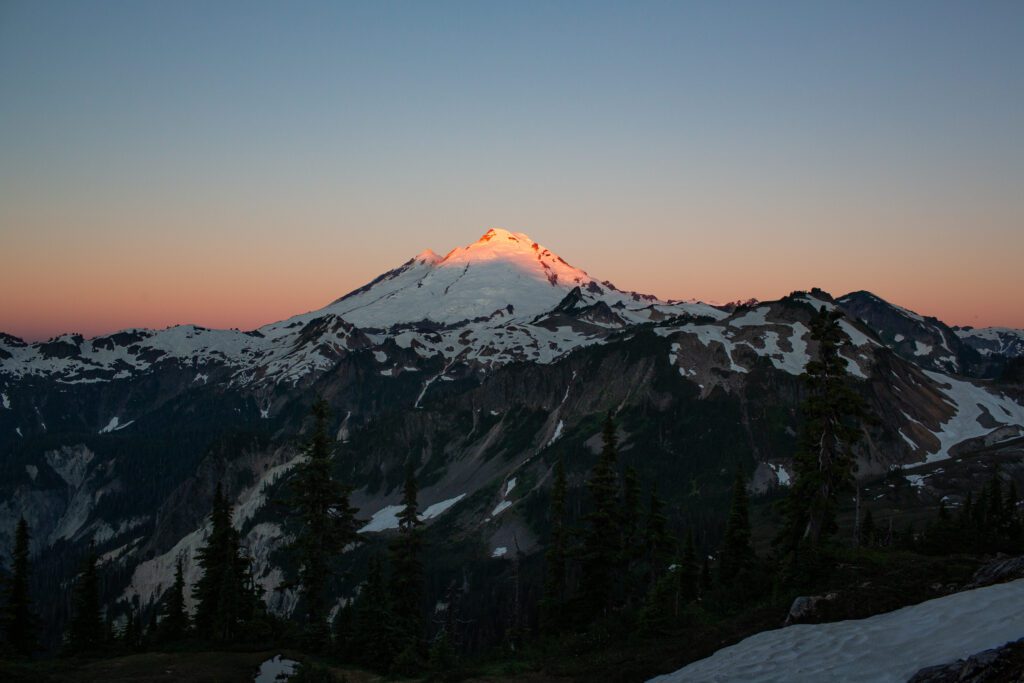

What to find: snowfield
left=648, top=579, right=1024, bottom=683
left=922, top=370, right=1024, bottom=463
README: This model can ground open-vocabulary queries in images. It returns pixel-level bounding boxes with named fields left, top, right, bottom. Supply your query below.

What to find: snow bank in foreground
left=649, top=579, right=1024, bottom=683
left=254, top=655, right=298, bottom=682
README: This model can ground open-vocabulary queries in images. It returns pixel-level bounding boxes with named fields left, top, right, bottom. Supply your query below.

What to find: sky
left=1, top=1, right=1022, bottom=341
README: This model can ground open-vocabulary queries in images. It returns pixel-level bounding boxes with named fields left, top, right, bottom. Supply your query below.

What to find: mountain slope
left=1, top=229, right=1023, bottom=651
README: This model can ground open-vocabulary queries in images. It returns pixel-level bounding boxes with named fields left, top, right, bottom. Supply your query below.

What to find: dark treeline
left=4, top=306, right=1023, bottom=679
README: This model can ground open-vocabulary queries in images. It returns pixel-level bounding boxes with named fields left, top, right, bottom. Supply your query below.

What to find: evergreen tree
left=428, top=628, right=458, bottom=677
left=959, top=492, right=974, bottom=529
left=896, top=522, right=916, bottom=551
left=579, top=413, right=623, bottom=616
left=718, top=468, right=755, bottom=586
left=332, top=600, right=355, bottom=661
left=1005, top=482, right=1021, bottom=546
left=121, top=605, right=141, bottom=651
left=678, top=529, right=698, bottom=604
left=3, top=518, right=37, bottom=658
left=700, top=555, right=712, bottom=593
left=781, top=306, right=871, bottom=550
left=67, top=547, right=103, bottom=656
left=286, top=399, right=360, bottom=651
left=159, top=556, right=189, bottom=641
left=859, top=509, right=876, bottom=547
left=389, top=460, right=424, bottom=652
left=541, top=460, right=569, bottom=630
left=619, top=466, right=644, bottom=603
left=638, top=568, right=678, bottom=636
left=192, top=483, right=255, bottom=641
left=353, top=553, right=398, bottom=671
left=987, top=474, right=1004, bottom=529
left=643, top=486, right=674, bottom=586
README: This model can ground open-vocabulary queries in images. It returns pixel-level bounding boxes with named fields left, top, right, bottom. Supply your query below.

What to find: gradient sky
left=1, top=1, right=1022, bottom=341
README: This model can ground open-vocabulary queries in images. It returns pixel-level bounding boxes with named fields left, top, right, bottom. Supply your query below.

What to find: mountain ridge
left=2, top=230, right=1023, bottom=653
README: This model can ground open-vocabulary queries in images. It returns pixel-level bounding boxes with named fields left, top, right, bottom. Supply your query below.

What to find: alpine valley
left=3, top=228, right=1024, bottom=676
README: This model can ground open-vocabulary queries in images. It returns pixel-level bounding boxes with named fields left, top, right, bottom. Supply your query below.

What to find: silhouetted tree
left=619, top=466, right=644, bottom=603
left=859, top=509, right=876, bottom=547
left=644, top=485, right=674, bottom=586
left=718, top=468, right=755, bottom=586
left=286, top=399, right=360, bottom=651
left=579, top=413, right=623, bottom=615
left=541, top=460, right=569, bottom=631
left=780, top=306, right=871, bottom=551
left=67, top=547, right=103, bottom=656
left=353, top=553, right=398, bottom=671
left=389, top=461, right=424, bottom=653
left=3, top=518, right=37, bottom=657
left=159, top=556, right=189, bottom=641
left=192, top=483, right=255, bottom=641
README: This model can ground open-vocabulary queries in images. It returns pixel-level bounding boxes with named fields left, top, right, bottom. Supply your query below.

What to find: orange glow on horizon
left=2, top=223, right=1021, bottom=342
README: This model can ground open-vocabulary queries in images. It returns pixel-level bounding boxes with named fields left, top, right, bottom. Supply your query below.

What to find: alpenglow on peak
left=311, top=228, right=656, bottom=328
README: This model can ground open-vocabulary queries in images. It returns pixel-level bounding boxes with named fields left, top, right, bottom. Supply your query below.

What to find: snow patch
left=906, top=474, right=926, bottom=489
left=769, top=463, right=791, bottom=487
left=422, top=493, right=466, bottom=520
left=99, top=416, right=134, bottom=433
left=649, top=578, right=1024, bottom=683
left=922, top=371, right=1024, bottom=463
left=254, top=655, right=299, bottom=683
left=361, top=493, right=466, bottom=533
left=547, top=420, right=565, bottom=447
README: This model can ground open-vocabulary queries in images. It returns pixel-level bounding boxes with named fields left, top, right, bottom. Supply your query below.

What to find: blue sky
left=1, top=1, right=1022, bottom=338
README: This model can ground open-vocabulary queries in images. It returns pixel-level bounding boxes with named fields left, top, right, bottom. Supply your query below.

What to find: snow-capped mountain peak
left=317, top=228, right=603, bottom=328
left=439, top=228, right=589, bottom=284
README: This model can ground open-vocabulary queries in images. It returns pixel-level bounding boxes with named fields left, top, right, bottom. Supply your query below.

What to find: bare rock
left=966, top=555, right=1024, bottom=590
left=785, top=592, right=839, bottom=625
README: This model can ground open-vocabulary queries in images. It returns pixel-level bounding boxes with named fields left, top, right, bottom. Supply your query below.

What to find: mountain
left=836, top=291, right=1024, bottom=386
left=955, top=326, right=1024, bottom=360
left=1, top=228, right=1023, bottom=650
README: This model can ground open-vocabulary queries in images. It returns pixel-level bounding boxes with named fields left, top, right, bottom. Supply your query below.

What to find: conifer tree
left=286, top=399, right=360, bottom=651
left=781, top=306, right=871, bottom=550
left=619, top=466, right=644, bottom=602
left=3, top=518, right=37, bottom=658
left=353, top=553, right=398, bottom=671
left=678, top=529, right=698, bottom=604
left=1005, top=482, right=1021, bottom=545
left=332, top=600, right=355, bottom=661
left=897, top=522, right=916, bottom=551
left=67, top=547, right=103, bottom=656
left=192, top=483, right=254, bottom=641
left=579, top=413, right=623, bottom=615
left=389, top=460, right=424, bottom=651
left=859, top=508, right=876, bottom=547
left=987, top=474, right=1004, bottom=528
left=700, top=555, right=712, bottom=593
left=638, top=568, right=677, bottom=636
left=541, top=460, right=569, bottom=630
left=644, top=486, right=674, bottom=586
left=159, top=556, right=189, bottom=641
left=718, top=468, right=755, bottom=586
left=960, top=492, right=974, bottom=529
left=121, top=606, right=141, bottom=651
